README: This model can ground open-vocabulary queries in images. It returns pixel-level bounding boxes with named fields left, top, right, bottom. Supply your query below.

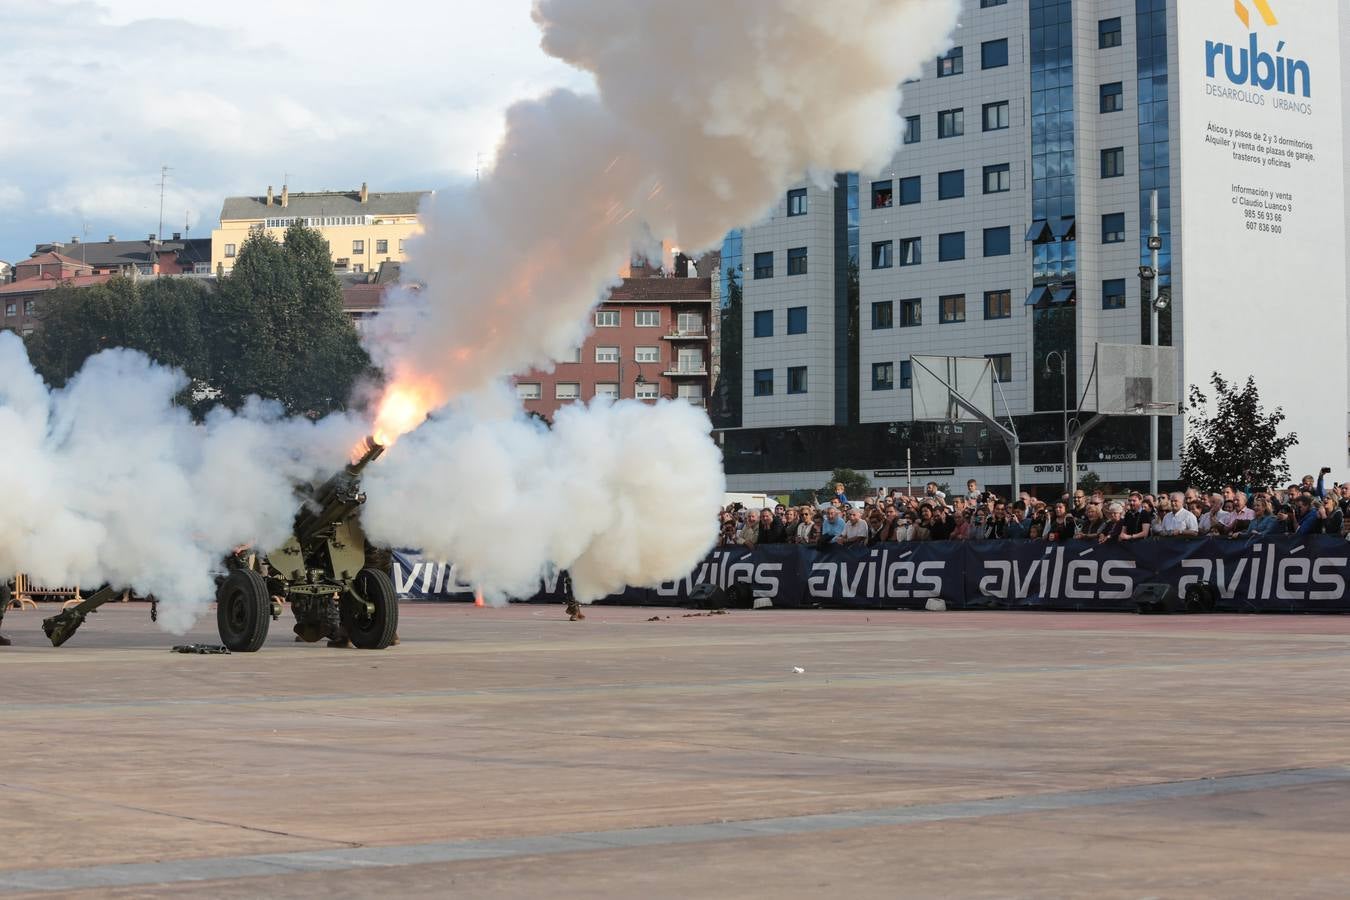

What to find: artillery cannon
left=42, top=435, right=398, bottom=652
left=217, top=434, right=398, bottom=652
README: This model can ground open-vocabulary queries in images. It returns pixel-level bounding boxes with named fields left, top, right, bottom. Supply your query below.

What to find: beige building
left=211, top=183, right=430, bottom=275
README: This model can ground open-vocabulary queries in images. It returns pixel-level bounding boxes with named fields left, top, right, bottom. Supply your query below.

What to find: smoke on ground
left=0, top=334, right=363, bottom=633
left=361, top=390, right=724, bottom=604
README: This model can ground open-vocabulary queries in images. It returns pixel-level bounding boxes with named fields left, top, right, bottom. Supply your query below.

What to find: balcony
left=663, top=327, right=708, bottom=340
left=663, top=364, right=707, bottom=377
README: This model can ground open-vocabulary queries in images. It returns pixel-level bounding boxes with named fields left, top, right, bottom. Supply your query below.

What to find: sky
left=0, top=0, right=590, bottom=264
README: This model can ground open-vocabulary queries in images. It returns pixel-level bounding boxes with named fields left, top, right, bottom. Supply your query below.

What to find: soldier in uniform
left=560, top=569, right=585, bottom=621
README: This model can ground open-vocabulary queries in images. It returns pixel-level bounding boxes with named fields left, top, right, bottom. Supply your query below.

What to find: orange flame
left=372, top=378, right=443, bottom=447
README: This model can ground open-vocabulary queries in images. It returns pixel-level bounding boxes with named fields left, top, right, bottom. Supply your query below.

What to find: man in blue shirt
left=819, top=505, right=846, bottom=544
left=1294, top=496, right=1320, bottom=535
left=1005, top=501, right=1031, bottom=539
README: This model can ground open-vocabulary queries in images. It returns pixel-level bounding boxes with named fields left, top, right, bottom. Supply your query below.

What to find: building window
left=563, top=347, right=581, bottom=363
left=1099, top=17, right=1122, bottom=49
left=635, top=382, right=659, bottom=400
left=635, top=346, right=660, bottom=363
left=937, top=46, right=963, bottom=77
left=753, top=369, right=774, bottom=397
left=900, top=297, right=922, bottom=327
left=677, top=384, right=705, bottom=403
left=595, top=346, right=619, bottom=363
left=595, top=383, right=619, bottom=399
left=787, top=366, right=808, bottom=395
left=871, top=241, right=893, bottom=269
left=903, top=115, right=921, bottom=144
left=352, top=240, right=364, bottom=254
left=984, top=289, right=1012, bottom=320
left=983, top=100, right=1009, bottom=131
left=938, top=170, right=965, bottom=200
left=786, top=247, right=808, bottom=276
left=872, top=362, right=894, bottom=391
left=753, top=251, right=774, bottom=279
left=981, top=38, right=1008, bottom=69
left=900, top=360, right=913, bottom=389
left=983, top=163, right=1011, bottom=194
left=1102, top=213, right=1126, bottom=244
left=595, top=310, right=619, bottom=327
left=516, top=382, right=541, bottom=400
left=983, top=227, right=1011, bottom=257
left=1103, top=278, right=1127, bottom=309
left=398, top=239, right=405, bottom=253
left=24, top=300, right=34, bottom=315
left=898, top=176, right=921, bottom=205
left=375, top=239, right=388, bottom=254
left=986, top=353, right=1012, bottom=383
left=938, top=232, right=965, bottom=262
left=940, top=294, right=966, bottom=324
left=753, top=309, right=773, bottom=338
left=938, top=108, right=964, bottom=138
left=899, top=237, right=922, bottom=266
left=1101, top=147, right=1125, bottom=178
left=224, top=244, right=236, bottom=258
left=4, top=303, right=13, bottom=317
left=787, top=188, right=807, bottom=216
left=676, top=348, right=704, bottom=372
left=556, top=382, right=580, bottom=400
left=871, top=180, right=893, bottom=208
left=786, top=306, right=807, bottom=335
left=1100, top=81, right=1123, bottom=113
left=981, top=0, right=1007, bottom=7
left=677, top=311, right=703, bottom=333
left=872, top=301, right=894, bottom=329
left=635, top=309, right=660, bottom=327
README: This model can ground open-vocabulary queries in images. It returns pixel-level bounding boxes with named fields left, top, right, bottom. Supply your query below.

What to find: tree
left=1180, top=373, right=1298, bottom=492
left=27, top=277, right=138, bottom=385
left=820, top=467, right=871, bottom=502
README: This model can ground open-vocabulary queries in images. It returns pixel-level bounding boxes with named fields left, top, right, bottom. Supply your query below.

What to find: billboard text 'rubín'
left=1204, top=1, right=1311, bottom=108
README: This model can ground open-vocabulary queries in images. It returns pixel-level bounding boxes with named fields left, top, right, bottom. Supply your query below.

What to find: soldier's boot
left=0, top=634, right=10, bottom=647
left=565, top=599, right=585, bottom=621
left=323, top=596, right=350, bottom=648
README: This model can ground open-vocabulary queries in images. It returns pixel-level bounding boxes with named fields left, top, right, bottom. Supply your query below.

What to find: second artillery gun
left=43, top=435, right=399, bottom=651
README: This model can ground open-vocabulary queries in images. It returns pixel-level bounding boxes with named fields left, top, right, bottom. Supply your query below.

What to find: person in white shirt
left=1160, top=492, right=1199, bottom=536
left=1197, top=493, right=1234, bottom=534
left=840, top=507, right=870, bottom=545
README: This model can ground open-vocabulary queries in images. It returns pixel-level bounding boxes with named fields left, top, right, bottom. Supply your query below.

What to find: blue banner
left=391, top=536, right=1350, bottom=613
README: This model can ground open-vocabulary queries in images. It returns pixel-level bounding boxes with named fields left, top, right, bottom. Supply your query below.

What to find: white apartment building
left=715, top=0, right=1346, bottom=497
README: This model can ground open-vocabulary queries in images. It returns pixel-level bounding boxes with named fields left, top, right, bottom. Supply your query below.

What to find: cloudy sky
left=0, top=0, right=590, bottom=263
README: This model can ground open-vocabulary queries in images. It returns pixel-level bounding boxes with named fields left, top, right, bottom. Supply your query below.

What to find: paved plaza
left=2, top=601, right=1349, bottom=898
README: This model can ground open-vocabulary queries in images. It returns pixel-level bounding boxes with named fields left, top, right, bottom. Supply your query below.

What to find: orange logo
left=1233, top=0, right=1278, bottom=28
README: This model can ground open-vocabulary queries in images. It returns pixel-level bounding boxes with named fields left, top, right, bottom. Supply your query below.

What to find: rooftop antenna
left=156, top=164, right=173, bottom=242
left=476, top=152, right=485, bottom=183
left=184, top=210, right=191, bottom=235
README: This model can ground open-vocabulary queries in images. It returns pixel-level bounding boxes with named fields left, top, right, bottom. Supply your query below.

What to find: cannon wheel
left=216, top=569, right=271, bottom=652
left=344, top=568, right=398, bottom=649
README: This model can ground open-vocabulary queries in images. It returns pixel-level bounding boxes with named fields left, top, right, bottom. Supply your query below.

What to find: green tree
left=1180, top=373, right=1298, bottom=492
left=821, top=467, right=871, bottom=502
left=131, top=278, right=210, bottom=376
left=282, top=225, right=370, bottom=413
left=27, top=277, right=138, bottom=386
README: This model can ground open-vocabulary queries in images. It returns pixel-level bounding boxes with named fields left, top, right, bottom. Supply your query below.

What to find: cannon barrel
left=293, top=436, right=385, bottom=552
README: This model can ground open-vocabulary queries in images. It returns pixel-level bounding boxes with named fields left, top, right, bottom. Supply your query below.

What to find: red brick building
left=0, top=251, right=109, bottom=336
left=514, top=259, right=715, bottom=419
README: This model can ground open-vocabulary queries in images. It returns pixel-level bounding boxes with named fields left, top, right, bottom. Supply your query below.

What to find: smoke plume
left=0, top=334, right=363, bottom=632
left=361, top=0, right=959, bottom=599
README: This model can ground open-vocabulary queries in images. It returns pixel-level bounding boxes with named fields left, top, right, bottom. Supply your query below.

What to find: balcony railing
left=663, top=364, right=707, bottom=376
left=663, top=327, right=708, bottom=339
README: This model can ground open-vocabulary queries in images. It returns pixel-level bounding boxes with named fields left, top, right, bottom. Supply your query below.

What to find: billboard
left=1177, top=0, right=1347, bottom=479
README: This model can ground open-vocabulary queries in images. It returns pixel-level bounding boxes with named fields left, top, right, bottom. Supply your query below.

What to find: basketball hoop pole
left=912, top=358, right=1021, bottom=498
left=1148, top=190, right=1160, bottom=495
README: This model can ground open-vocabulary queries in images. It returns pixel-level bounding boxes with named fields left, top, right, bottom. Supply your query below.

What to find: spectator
left=928, top=503, right=956, bottom=541
left=1248, top=497, right=1280, bottom=537
left=983, top=500, right=1010, bottom=539
left=756, top=508, right=788, bottom=545
left=834, top=482, right=850, bottom=505
left=819, top=505, right=846, bottom=545
left=795, top=507, right=820, bottom=544
left=966, top=478, right=982, bottom=503
left=1076, top=502, right=1106, bottom=538
left=1230, top=491, right=1255, bottom=527
left=924, top=481, right=947, bottom=503
left=1197, top=493, right=1231, bottom=536
left=718, top=511, right=740, bottom=546
left=892, top=512, right=916, bottom=543
left=1046, top=501, right=1076, bottom=542
left=1337, top=483, right=1350, bottom=517
left=1071, top=489, right=1088, bottom=519
left=866, top=508, right=888, bottom=545
left=1098, top=502, right=1126, bottom=543
left=840, top=507, right=870, bottom=546
left=738, top=510, right=761, bottom=546
left=1160, top=492, right=1199, bottom=537
left=1120, top=492, right=1153, bottom=541
left=782, top=507, right=800, bottom=540
left=1321, top=496, right=1344, bottom=536
left=1294, top=495, right=1320, bottom=535
left=913, top=505, right=936, bottom=541
left=1005, top=501, right=1031, bottom=539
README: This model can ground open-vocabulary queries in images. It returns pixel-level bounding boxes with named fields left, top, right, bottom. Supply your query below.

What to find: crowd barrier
left=391, top=536, right=1350, bottom=614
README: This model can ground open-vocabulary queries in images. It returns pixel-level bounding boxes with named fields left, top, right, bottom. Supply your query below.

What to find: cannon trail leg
left=42, top=587, right=120, bottom=647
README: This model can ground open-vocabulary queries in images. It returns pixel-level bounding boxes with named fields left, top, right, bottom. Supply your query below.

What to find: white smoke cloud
left=362, top=391, right=725, bottom=603
left=359, top=0, right=958, bottom=601
left=0, top=334, right=363, bottom=633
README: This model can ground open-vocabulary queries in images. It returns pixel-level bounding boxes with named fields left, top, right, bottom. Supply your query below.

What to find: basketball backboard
left=910, top=355, right=996, bottom=423
left=1085, top=343, right=1180, bottom=415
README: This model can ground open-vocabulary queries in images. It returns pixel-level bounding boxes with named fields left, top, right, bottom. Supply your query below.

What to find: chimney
left=148, top=233, right=156, bottom=241
left=172, top=232, right=181, bottom=241
left=107, top=235, right=116, bottom=242
left=71, top=235, right=79, bottom=244
left=266, top=185, right=274, bottom=207
left=360, top=182, right=368, bottom=203
left=281, top=184, right=289, bottom=208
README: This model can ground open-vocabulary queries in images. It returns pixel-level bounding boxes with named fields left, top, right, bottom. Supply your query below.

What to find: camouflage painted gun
left=216, top=435, right=398, bottom=652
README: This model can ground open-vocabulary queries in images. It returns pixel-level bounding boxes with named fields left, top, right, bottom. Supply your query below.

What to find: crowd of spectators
left=718, top=472, right=1350, bottom=550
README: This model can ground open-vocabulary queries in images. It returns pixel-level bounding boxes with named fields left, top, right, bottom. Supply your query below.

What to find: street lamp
left=1043, top=350, right=1071, bottom=496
